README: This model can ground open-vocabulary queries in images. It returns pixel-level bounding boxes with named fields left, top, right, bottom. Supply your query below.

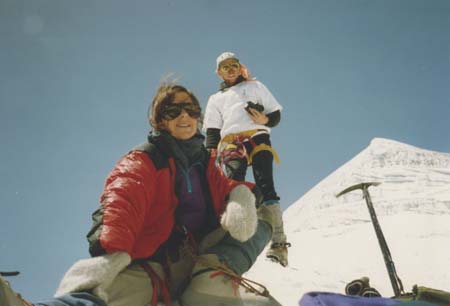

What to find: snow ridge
left=366, top=138, right=450, bottom=169
left=247, top=138, right=450, bottom=306
left=284, top=138, right=450, bottom=232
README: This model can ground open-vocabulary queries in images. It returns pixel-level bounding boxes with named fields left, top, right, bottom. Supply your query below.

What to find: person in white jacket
left=204, top=51, right=290, bottom=267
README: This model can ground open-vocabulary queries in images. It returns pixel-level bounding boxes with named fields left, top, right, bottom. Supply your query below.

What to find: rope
left=139, top=226, right=198, bottom=306
left=140, top=262, right=173, bottom=306
left=175, top=224, right=271, bottom=298
left=195, top=256, right=270, bottom=298
left=139, top=226, right=271, bottom=304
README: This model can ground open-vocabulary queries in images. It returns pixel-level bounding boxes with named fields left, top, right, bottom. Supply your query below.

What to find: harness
left=138, top=225, right=198, bottom=306
left=217, top=129, right=280, bottom=166
left=140, top=262, right=172, bottom=306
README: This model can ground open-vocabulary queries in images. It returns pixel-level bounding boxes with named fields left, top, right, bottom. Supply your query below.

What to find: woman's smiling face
left=162, top=91, right=198, bottom=140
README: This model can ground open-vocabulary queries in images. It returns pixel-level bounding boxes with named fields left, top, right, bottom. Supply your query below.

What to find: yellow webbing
left=218, top=130, right=280, bottom=165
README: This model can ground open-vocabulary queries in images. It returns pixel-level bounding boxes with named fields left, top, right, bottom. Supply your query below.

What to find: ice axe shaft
left=337, top=182, right=404, bottom=297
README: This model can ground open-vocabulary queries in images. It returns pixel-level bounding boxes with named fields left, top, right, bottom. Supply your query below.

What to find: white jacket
left=203, top=80, right=282, bottom=138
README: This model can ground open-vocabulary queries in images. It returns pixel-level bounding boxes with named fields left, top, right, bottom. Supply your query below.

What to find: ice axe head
left=336, top=182, right=381, bottom=198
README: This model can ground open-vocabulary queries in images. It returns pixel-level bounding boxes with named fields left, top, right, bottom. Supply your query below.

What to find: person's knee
left=207, top=220, right=272, bottom=275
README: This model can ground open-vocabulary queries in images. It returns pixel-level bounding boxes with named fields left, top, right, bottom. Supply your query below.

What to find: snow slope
left=246, top=138, right=450, bottom=306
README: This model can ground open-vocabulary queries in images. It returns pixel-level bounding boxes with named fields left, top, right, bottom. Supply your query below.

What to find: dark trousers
left=223, top=134, right=280, bottom=203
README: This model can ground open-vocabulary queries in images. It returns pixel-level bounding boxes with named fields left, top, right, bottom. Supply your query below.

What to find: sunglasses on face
left=219, top=62, right=240, bottom=72
left=161, top=102, right=201, bottom=120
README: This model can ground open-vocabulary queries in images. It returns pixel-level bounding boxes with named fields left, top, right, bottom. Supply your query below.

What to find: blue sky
left=1, top=0, right=449, bottom=302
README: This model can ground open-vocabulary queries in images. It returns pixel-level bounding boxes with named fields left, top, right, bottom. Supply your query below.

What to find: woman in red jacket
left=1, top=82, right=276, bottom=306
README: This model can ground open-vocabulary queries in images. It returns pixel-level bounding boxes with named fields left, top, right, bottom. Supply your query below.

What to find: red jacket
left=87, top=147, right=252, bottom=260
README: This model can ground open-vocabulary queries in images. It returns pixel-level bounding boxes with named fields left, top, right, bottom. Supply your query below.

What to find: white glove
left=221, top=184, right=257, bottom=242
left=55, top=252, right=131, bottom=302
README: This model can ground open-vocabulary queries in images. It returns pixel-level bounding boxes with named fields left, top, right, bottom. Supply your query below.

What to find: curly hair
left=148, top=82, right=201, bottom=131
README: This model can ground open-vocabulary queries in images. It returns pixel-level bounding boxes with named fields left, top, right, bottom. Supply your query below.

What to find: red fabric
left=98, top=150, right=253, bottom=260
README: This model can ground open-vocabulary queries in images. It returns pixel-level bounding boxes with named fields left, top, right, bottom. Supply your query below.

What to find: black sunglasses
left=161, top=102, right=201, bottom=120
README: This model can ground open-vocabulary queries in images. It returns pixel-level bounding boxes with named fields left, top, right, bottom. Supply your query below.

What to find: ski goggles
left=161, top=102, right=201, bottom=120
left=219, top=61, right=240, bottom=72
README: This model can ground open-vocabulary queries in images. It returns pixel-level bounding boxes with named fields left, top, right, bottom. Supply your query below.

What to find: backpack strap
left=131, top=142, right=170, bottom=170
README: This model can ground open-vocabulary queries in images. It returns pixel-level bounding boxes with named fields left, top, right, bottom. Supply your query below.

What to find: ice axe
left=336, top=182, right=405, bottom=297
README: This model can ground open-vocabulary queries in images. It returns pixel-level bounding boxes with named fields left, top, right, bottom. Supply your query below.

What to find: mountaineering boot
left=180, top=254, right=282, bottom=306
left=263, top=203, right=290, bottom=267
left=0, top=275, right=29, bottom=306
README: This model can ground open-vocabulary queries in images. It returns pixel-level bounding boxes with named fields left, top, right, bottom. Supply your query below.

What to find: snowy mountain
left=246, top=138, right=450, bottom=306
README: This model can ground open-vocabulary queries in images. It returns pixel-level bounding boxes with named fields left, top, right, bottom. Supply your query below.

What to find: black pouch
left=245, top=101, right=264, bottom=113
